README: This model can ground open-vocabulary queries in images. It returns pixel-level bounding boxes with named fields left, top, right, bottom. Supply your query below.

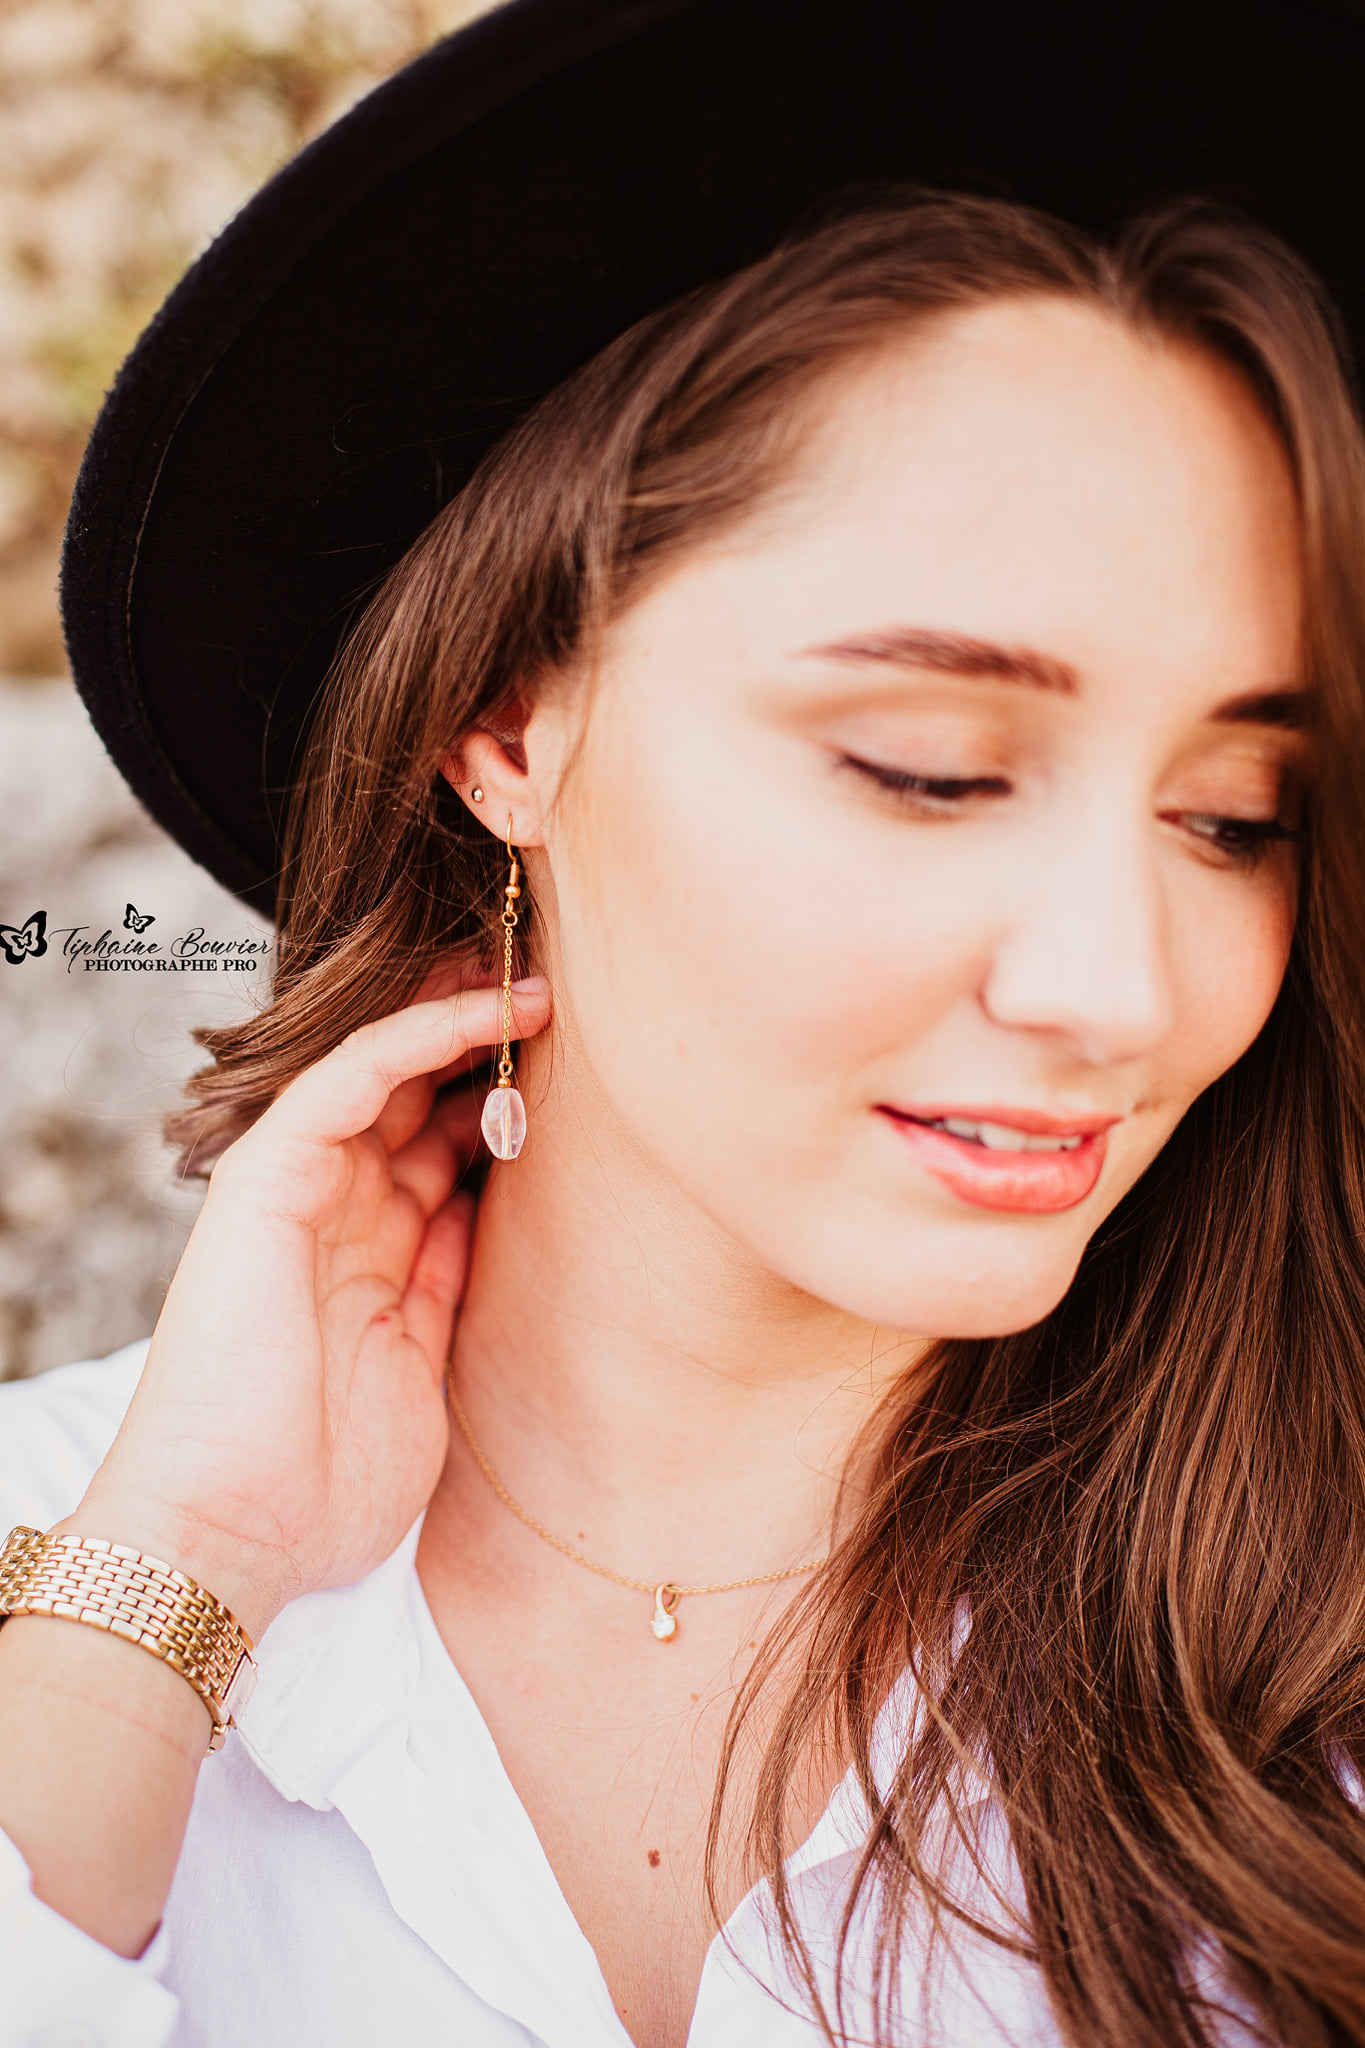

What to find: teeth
left=932, top=1117, right=1082, bottom=1153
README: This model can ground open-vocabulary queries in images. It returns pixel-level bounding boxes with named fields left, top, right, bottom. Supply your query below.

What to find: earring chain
left=499, top=814, right=520, bottom=1084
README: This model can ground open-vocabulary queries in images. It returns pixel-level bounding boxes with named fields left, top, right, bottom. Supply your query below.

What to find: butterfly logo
left=0, top=910, right=47, bottom=965
left=124, top=904, right=155, bottom=934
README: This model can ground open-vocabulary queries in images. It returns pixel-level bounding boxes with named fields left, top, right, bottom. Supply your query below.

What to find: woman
left=3, top=5, right=1365, bottom=2046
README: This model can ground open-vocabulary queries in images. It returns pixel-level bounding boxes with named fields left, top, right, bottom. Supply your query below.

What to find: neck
left=448, top=1038, right=924, bottom=1589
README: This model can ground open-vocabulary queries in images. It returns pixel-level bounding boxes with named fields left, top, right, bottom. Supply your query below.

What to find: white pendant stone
left=650, top=1586, right=680, bottom=1640
left=481, top=1084, right=526, bottom=1160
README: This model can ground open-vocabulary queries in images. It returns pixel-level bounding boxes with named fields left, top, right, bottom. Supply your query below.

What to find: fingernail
left=512, top=975, right=549, bottom=992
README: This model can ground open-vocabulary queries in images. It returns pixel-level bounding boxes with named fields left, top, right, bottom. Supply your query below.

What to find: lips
left=878, top=1104, right=1115, bottom=1213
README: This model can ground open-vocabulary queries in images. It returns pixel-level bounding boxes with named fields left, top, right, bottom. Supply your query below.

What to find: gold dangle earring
left=480, top=814, right=527, bottom=1160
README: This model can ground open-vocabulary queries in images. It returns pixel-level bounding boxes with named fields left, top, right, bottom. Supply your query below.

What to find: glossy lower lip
left=878, top=1108, right=1110, bottom=1213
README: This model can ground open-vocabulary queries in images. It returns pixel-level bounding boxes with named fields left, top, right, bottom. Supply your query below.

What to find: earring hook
left=506, top=812, right=515, bottom=858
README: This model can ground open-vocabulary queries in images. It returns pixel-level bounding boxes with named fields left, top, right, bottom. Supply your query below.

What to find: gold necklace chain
left=447, top=1385, right=828, bottom=1640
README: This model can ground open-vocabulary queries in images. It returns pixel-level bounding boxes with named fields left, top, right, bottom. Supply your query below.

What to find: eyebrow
left=800, top=625, right=1310, bottom=729
left=801, top=627, right=1077, bottom=694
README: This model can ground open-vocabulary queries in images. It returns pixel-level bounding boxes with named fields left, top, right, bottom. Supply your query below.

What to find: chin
left=821, top=1222, right=1092, bottom=1341
left=926, top=1289, right=1077, bottom=1340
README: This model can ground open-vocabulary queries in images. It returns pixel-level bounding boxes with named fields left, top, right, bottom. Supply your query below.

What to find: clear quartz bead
left=481, top=1083, right=526, bottom=1160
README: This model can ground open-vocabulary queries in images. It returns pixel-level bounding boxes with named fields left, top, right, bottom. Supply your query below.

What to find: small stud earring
left=471, top=785, right=484, bottom=803
left=480, top=813, right=527, bottom=1161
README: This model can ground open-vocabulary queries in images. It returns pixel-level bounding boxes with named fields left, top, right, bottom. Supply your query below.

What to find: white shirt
left=0, top=1340, right=1084, bottom=2048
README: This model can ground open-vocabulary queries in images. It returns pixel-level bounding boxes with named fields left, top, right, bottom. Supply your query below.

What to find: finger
left=388, top=1114, right=462, bottom=1217
left=401, top=1190, right=477, bottom=1378
left=430, top=1081, right=485, bottom=1164
left=373, top=1039, right=495, bottom=1157
left=259, top=981, right=550, bottom=1154
left=388, top=1078, right=491, bottom=1213
left=410, top=956, right=497, bottom=1005
left=371, top=1069, right=440, bottom=1155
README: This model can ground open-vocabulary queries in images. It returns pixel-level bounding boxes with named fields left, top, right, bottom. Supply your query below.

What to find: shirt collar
left=233, top=1527, right=900, bottom=2048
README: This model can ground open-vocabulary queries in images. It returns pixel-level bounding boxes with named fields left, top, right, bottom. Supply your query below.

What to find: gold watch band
left=0, top=1524, right=257, bottom=1754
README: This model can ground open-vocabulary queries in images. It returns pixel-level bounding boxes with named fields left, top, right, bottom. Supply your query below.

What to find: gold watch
left=0, top=1524, right=258, bottom=1754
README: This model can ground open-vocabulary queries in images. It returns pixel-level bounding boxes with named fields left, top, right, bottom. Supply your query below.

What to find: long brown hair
left=171, top=196, right=1365, bottom=2044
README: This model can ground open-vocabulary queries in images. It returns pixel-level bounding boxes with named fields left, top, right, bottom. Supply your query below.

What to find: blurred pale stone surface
left=0, top=674, right=272, bottom=1379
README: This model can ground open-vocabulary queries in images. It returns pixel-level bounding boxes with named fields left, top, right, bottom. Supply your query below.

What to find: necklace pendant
left=650, top=1584, right=681, bottom=1641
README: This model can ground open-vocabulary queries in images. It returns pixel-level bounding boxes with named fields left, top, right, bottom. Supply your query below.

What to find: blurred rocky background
left=0, top=0, right=492, bottom=1378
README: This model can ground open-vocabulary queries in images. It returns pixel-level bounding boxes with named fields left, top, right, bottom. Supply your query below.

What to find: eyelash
left=1175, top=814, right=1305, bottom=868
left=841, top=757, right=1009, bottom=808
left=841, top=757, right=1305, bottom=868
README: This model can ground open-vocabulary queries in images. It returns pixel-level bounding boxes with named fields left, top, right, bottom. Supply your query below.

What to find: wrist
left=53, top=1490, right=294, bottom=1643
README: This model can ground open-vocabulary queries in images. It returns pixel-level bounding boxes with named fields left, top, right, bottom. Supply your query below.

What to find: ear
left=477, top=707, right=529, bottom=773
left=440, top=701, right=552, bottom=848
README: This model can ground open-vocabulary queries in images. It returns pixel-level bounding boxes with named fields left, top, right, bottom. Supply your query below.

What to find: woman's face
left=516, top=296, right=1306, bottom=1336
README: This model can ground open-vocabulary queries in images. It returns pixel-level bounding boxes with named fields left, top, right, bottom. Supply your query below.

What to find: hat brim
left=60, top=0, right=1365, bottom=916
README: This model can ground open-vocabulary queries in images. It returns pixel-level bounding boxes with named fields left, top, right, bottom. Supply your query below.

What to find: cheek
left=545, top=710, right=990, bottom=1254
left=552, top=748, right=894, bottom=1138
left=1093, top=863, right=1298, bottom=1224
left=1161, top=866, right=1296, bottom=1101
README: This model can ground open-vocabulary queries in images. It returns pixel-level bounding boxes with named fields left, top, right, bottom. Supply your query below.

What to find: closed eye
left=1172, top=811, right=1305, bottom=868
left=840, top=754, right=1011, bottom=807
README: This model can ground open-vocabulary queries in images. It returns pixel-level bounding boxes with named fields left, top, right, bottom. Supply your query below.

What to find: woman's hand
left=70, top=979, right=551, bottom=1639
left=0, top=980, right=550, bottom=1958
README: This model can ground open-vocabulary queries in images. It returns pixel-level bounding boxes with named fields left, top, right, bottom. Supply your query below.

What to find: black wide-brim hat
left=61, top=0, right=1365, bottom=917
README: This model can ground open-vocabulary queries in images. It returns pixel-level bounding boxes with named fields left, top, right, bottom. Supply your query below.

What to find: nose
left=979, top=811, right=1175, bottom=1065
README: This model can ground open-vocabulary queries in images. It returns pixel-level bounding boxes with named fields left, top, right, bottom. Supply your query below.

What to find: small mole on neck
left=648, top=1849, right=661, bottom=1869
